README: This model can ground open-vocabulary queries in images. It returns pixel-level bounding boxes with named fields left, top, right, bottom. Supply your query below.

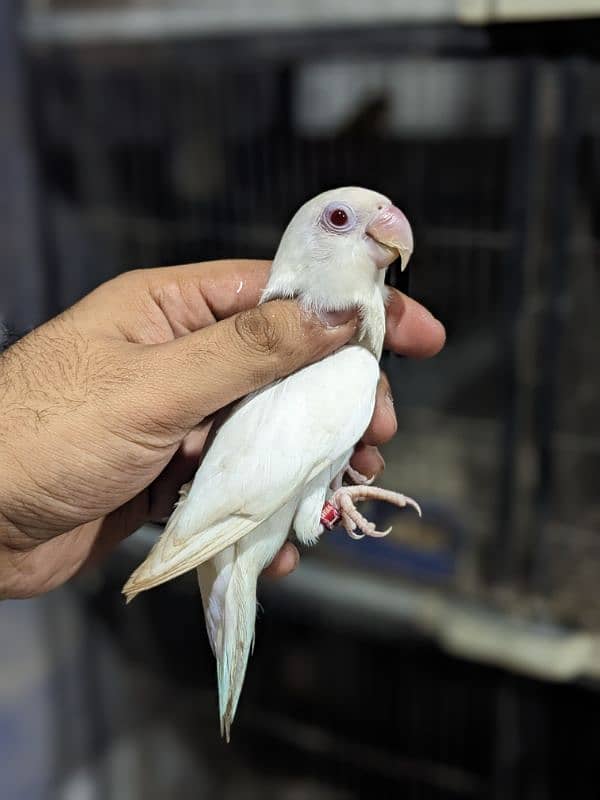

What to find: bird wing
left=123, top=345, right=379, bottom=599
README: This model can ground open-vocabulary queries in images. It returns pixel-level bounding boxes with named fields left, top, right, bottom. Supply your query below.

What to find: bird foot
left=344, top=464, right=375, bottom=486
left=330, top=463, right=374, bottom=493
left=323, top=485, right=421, bottom=540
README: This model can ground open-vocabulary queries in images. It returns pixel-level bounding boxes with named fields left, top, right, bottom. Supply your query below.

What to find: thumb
left=142, top=300, right=358, bottom=431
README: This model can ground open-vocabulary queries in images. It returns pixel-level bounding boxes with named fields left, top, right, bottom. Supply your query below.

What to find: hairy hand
left=0, top=260, right=444, bottom=598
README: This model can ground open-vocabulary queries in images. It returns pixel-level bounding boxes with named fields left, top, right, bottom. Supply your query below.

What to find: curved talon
left=397, top=495, right=422, bottom=518
left=376, top=489, right=422, bottom=518
left=346, top=528, right=365, bottom=541
left=372, top=526, right=393, bottom=538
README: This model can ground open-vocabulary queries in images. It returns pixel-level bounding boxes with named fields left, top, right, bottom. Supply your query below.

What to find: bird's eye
left=321, top=202, right=356, bottom=233
left=329, top=207, right=348, bottom=227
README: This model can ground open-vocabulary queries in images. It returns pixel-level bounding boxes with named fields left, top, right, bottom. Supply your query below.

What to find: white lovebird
left=123, top=187, right=421, bottom=739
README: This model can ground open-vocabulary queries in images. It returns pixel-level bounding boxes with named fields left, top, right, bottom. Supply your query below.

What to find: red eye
left=329, top=207, right=349, bottom=227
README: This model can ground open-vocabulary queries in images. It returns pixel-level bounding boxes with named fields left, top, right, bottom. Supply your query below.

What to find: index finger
left=171, top=259, right=272, bottom=318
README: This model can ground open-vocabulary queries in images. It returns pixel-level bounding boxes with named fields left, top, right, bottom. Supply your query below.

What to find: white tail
left=196, top=504, right=295, bottom=740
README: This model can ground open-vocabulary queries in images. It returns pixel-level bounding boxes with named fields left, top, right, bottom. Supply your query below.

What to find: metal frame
left=528, top=59, right=583, bottom=594
left=23, top=2, right=458, bottom=45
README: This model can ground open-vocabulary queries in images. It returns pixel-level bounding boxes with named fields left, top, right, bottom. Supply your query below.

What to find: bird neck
left=261, top=278, right=387, bottom=363
left=354, top=287, right=386, bottom=361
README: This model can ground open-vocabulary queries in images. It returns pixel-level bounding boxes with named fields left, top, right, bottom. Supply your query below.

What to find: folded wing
left=123, top=345, right=379, bottom=600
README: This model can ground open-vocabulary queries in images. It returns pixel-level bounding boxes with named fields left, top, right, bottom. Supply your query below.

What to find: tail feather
left=218, top=563, right=258, bottom=742
left=197, top=552, right=233, bottom=657
left=196, top=504, right=295, bottom=741
left=197, top=543, right=262, bottom=743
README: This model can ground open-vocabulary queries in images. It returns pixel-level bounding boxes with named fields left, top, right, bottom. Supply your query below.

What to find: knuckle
left=117, top=267, right=144, bottom=282
left=103, top=269, right=144, bottom=294
left=234, top=307, right=288, bottom=357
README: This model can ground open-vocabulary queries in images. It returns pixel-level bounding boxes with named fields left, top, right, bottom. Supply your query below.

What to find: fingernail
left=317, top=308, right=357, bottom=329
left=385, top=390, right=395, bottom=411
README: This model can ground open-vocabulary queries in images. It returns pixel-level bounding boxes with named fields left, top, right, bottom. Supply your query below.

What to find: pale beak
left=366, top=205, right=414, bottom=271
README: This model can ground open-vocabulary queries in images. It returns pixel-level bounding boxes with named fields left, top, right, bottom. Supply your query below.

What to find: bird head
left=262, top=187, right=414, bottom=357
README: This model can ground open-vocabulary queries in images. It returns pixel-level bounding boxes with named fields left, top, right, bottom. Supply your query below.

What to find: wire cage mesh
left=525, top=59, right=600, bottom=630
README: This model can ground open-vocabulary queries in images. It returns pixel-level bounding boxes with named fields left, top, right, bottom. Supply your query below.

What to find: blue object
left=324, top=499, right=466, bottom=582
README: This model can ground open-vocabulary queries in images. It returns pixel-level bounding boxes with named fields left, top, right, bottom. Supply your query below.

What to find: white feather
left=201, top=502, right=296, bottom=741
left=293, top=453, right=349, bottom=545
left=123, top=345, right=379, bottom=598
left=123, top=345, right=378, bottom=736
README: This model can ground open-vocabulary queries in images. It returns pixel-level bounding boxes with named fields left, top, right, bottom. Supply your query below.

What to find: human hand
left=0, top=260, right=444, bottom=598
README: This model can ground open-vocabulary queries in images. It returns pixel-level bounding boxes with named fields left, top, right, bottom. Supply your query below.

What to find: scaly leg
left=325, top=485, right=421, bottom=540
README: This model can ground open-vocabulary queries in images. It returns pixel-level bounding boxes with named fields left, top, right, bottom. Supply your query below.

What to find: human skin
left=0, top=260, right=445, bottom=599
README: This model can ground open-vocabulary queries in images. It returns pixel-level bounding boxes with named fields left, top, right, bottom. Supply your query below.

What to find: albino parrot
left=123, top=187, right=420, bottom=740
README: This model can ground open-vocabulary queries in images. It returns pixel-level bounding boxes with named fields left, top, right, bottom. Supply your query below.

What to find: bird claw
left=329, top=484, right=421, bottom=540
left=341, top=510, right=364, bottom=540
left=344, top=464, right=375, bottom=486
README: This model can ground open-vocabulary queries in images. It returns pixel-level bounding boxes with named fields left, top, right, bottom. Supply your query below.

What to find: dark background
left=2, top=2, right=600, bottom=798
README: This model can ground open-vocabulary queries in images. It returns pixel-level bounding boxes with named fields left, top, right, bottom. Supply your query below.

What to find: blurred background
left=2, top=0, right=600, bottom=797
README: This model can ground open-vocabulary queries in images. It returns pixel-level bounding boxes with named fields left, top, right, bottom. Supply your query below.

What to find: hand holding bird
left=0, top=244, right=444, bottom=601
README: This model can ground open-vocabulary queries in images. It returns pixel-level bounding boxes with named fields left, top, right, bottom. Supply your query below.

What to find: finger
left=142, top=300, right=358, bottom=430
left=350, top=443, right=385, bottom=479
left=262, top=542, right=300, bottom=578
left=142, top=260, right=271, bottom=319
left=182, top=260, right=271, bottom=318
left=384, top=288, right=446, bottom=359
left=361, top=372, right=397, bottom=446
left=78, top=260, right=272, bottom=339
left=5, top=498, right=150, bottom=598
left=43, top=427, right=213, bottom=584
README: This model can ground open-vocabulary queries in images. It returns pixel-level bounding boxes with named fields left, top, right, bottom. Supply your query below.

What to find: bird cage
left=6, top=7, right=600, bottom=798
